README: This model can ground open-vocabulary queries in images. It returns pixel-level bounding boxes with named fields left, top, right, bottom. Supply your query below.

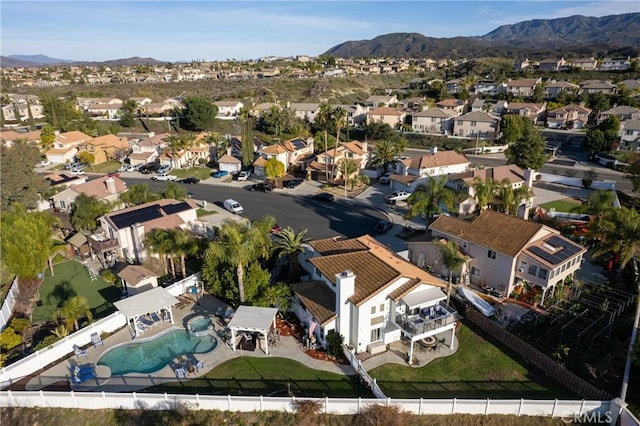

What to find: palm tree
left=371, top=139, right=402, bottom=171
left=583, top=189, right=615, bottom=218
left=259, top=282, right=292, bottom=312
left=61, top=296, right=93, bottom=331
left=330, top=106, right=347, bottom=180
left=273, top=227, right=310, bottom=282
left=495, top=179, right=532, bottom=217
left=315, top=103, right=334, bottom=182
left=471, top=177, right=496, bottom=213
left=238, top=105, right=255, bottom=167
left=205, top=218, right=273, bottom=303
left=437, top=240, right=467, bottom=305
left=591, top=207, right=640, bottom=281
left=173, top=231, right=199, bottom=277
left=337, top=158, right=359, bottom=194
left=145, top=229, right=174, bottom=277
left=405, top=175, right=455, bottom=220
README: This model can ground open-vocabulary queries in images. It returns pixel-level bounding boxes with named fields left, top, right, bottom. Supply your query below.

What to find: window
left=561, top=263, right=567, bottom=272
left=470, top=266, right=480, bottom=276
left=528, top=265, right=538, bottom=276
left=550, top=269, right=555, bottom=278
left=487, top=250, right=496, bottom=260
left=60, top=200, right=66, bottom=209
left=380, top=303, right=384, bottom=312
left=538, top=268, right=548, bottom=280
left=471, top=121, right=477, bottom=127
left=370, top=327, right=383, bottom=342
left=371, top=306, right=376, bottom=315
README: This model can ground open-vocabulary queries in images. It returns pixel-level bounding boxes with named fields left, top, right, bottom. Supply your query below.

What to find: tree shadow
left=46, top=281, right=76, bottom=307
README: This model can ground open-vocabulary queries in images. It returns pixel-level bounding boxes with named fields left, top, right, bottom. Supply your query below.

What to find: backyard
left=31, top=260, right=121, bottom=324
left=147, top=357, right=370, bottom=398
left=538, top=198, right=582, bottom=213
left=369, top=324, right=576, bottom=399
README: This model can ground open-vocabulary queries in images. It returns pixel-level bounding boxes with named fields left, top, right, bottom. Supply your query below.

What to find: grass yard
left=196, top=208, right=213, bottom=217
left=148, top=357, right=371, bottom=398
left=31, top=260, right=121, bottom=323
left=538, top=198, right=582, bottom=213
left=85, top=161, right=121, bottom=174
left=170, top=167, right=214, bottom=181
left=369, top=324, right=576, bottom=400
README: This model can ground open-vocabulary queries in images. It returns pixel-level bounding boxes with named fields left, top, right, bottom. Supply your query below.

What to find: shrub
left=326, top=330, right=344, bottom=358
left=0, top=327, right=22, bottom=351
left=101, top=269, right=117, bottom=284
left=356, top=404, right=409, bottom=426
left=34, top=334, right=61, bottom=351
left=292, top=399, right=322, bottom=421
left=9, top=317, right=30, bottom=334
left=581, top=177, right=593, bottom=189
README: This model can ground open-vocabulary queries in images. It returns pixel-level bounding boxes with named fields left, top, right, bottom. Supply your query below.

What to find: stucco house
left=546, top=104, right=592, bottom=129
left=0, top=129, right=41, bottom=147
left=128, top=133, right=170, bottom=165
left=307, top=140, right=368, bottom=182
left=580, top=80, right=618, bottom=95
left=506, top=78, right=541, bottom=97
left=77, top=134, right=129, bottom=164
left=117, top=264, right=159, bottom=296
left=50, top=176, right=127, bottom=212
left=99, top=199, right=199, bottom=263
left=411, top=108, right=455, bottom=135
left=217, top=154, right=242, bottom=174
left=214, top=100, right=244, bottom=119
left=408, top=211, right=586, bottom=305
left=435, top=99, right=467, bottom=117
left=505, top=102, right=547, bottom=123
left=598, top=106, right=640, bottom=124
left=288, top=103, right=321, bottom=123
left=366, top=107, right=406, bottom=129
left=256, top=137, right=315, bottom=176
left=452, top=111, right=500, bottom=140
left=292, top=235, right=457, bottom=362
left=389, top=148, right=470, bottom=191
left=45, top=131, right=93, bottom=164
left=620, top=120, right=640, bottom=150
left=544, top=81, right=580, bottom=99
left=364, top=95, right=398, bottom=108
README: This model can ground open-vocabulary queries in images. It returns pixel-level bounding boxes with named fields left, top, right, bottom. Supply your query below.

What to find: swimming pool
left=97, top=328, right=217, bottom=375
left=187, top=315, right=213, bottom=337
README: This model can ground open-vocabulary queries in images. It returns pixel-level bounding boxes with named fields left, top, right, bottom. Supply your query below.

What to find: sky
left=1, top=0, right=639, bottom=62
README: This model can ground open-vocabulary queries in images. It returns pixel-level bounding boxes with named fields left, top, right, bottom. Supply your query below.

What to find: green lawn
left=538, top=198, right=582, bottom=213
left=369, top=324, right=576, bottom=399
left=196, top=208, right=214, bottom=217
left=170, top=167, right=214, bottom=181
left=85, top=161, right=121, bottom=173
left=31, top=260, right=121, bottom=323
left=148, top=357, right=370, bottom=398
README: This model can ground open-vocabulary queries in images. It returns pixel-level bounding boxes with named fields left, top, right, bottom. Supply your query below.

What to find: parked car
left=212, top=170, right=229, bottom=178
left=151, top=174, right=177, bottom=181
left=251, top=182, right=274, bottom=193
left=107, top=172, right=120, bottom=177
left=386, top=191, right=411, bottom=204
left=285, top=178, right=303, bottom=189
left=36, top=160, right=52, bottom=168
left=156, top=165, right=172, bottom=175
left=178, top=177, right=200, bottom=184
left=139, top=163, right=159, bottom=174
left=379, top=173, right=392, bottom=184
left=223, top=199, right=244, bottom=214
left=374, top=219, right=393, bottom=234
left=70, top=169, right=85, bottom=176
left=312, top=192, right=335, bottom=202
left=236, top=170, right=251, bottom=181
left=117, top=164, right=129, bottom=172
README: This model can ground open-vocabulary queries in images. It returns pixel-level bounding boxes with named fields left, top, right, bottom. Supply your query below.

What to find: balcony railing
left=395, top=302, right=457, bottom=337
left=88, top=235, right=119, bottom=253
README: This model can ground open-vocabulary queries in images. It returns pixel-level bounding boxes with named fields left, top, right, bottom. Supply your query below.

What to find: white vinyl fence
left=0, top=277, right=19, bottom=332
left=0, top=391, right=624, bottom=421
left=342, top=346, right=386, bottom=399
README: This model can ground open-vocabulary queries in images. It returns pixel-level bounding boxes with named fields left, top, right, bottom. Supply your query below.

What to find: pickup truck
left=151, top=174, right=177, bottom=181
left=237, top=171, right=251, bottom=181
left=386, top=191, right=411, bottom=204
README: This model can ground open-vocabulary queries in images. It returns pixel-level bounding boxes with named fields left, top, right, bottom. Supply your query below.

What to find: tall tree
left=495, top=179, right=532, bottom=217
left=61, top=296, right=93, bottom=331
left=39, top=124, right=56, bottom=150
left=405, top=175, right=455, bottom=220
left=145, top=228, right=170, bottom=275
left=239, top=106, right=255, bottom=167
left=162, top=182, right=188, bottom=200
left=330, top=106, right=347, bottom=180
left=0, top=140, right=47, bottom=210
left=437, top=239, right=466, bottom=305
left=182, top=96, right=218, bottom=131
left=370, top=139, right=404, bottom=170
left=590, top=207, right=640, bottom=281
left=315, top=103, right=334, bottom=182
left=504, top=118, right=548, bottom=170
left=624, top=159, right=640, bottom=192
left=120, top=184, right=160, bottom=206
left=71, top=194, right=110, bottom=231
left=203, top=218, right=273, bottom=303
left=272, top=227, right=310, bottom=282
left=173, top=231, right=199, bottom=278
left=471, top=177, right=497, bottom=212
left=263, top=158, right=286, bottom=184
left=337, top=157, right=359, bottom=192
left=119, top=100, right=138, bottom=128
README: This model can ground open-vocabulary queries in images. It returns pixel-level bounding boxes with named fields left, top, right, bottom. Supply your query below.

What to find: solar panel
left=162, top=201, right=190, bottom=215
left=528, top=246, right=563, bottom=265
left=111, top=204, right=163, bottom=229
left=528, top=235, right=582, bottom=265
left=291, top=139, right=306, bottom=150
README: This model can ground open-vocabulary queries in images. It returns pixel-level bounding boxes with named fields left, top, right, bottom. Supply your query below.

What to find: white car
left=156, top=165, right=172, bottom=175
left=151, top=174, right=177, bottom=181
left=37, top=160, right=52, bottom=168
left=237, top=170, right=251, bottom=181
left=224, top=199, right=244, bottom=214
left=70, top=169, right=85, bottom=176
left=386, top=191, right=411, bottom=204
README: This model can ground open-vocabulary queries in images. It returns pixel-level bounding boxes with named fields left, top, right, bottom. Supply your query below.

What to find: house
left=45, top=131, right=93, bottom=164
left=364, top=95, right=398, bottom=108
left=505, top=102, right=547, bottom=123
left=537, top=58, right=566, bottom=72
left=598, top=106, right=640, bottom=123
left=0, top=129, right=41, bottom=147
left=580, top=80, right=618, bottom=95
left=117, top=264, right=159, bottom=296
left=544, top=81, right=580, bottom=99
left=453, top=111, right=500, bottom=140
left=569, top=58, right=598, bottom=71
left=128, top=133, right=170, bottom=165
left=620, top=120, right=640, bottom=150
left=50, top=176, right=127, bottom=212
left=214, top=100, right=244, bottom=119
left=128, top=97, right=153, bottom=107
left=389, top=147, right=470, bottom=191
left=473, top=80, right=506, bottom=96
left=435, top=99, right=467, bottom=117
left=470, top=100, right=508, bottom=116
left=599, top=57, right=631, bottom=71
left=217, top=154, right=242, bottom=174
left=99, top=199, right=199, bottom=263
left=254, top=137, right=315, bottom=176
left=366, top=107, right=406, bottom=129
left=331, top=104, right=367, bottom=127
left=77, top=134, right=129, bottom=164
left=411, top=108, right=455, bottom=135
left=506, top=78, right=541, bottom=97
left=445, top=78, right=464, bottom=94
left=293, top=234, right=456, bottom=361
left=617, top=79, right=640, bottom=93
left=446, top=165, right=536, bottom=216
left=546, top=104, right=592, bottom=129
left=288, top=103, right=321, bottom=123
left=410, top=211, right=586, bottom=304
left=44, top=172, right=88, bottom=190
left=252, top=102, right=278, bottom=116
left=307, top=140, right=368, bottom=182
left=225, top=135, right=265, bottom=160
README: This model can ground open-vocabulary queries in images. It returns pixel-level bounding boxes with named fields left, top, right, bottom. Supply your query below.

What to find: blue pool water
left=189, top=316, right=212, bottom=333
left=98, top=329, right=217, bottom=375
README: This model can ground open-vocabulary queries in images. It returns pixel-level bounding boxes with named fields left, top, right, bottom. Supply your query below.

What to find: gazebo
left=227, top=306, right=279, bottom=355
left=114, top=287, right=179, bottom=337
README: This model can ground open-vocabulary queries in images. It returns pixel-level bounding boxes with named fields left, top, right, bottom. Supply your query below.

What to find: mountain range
left=0, top=56, right=166, bottom=68
left=324, top=13, right=640, bottom=58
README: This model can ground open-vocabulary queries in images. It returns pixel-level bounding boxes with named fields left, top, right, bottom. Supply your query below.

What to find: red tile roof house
left=45, top=131, right=93, bottom=164
left=546, top=104, right=592, bottom=129
left=407, top=211, right=586, bottom=305
left=389, top=147, right=470, bottom=192
left=50, top=175, right=128, bottom=212
left=505, top=78, right=542, bottom=97
left=293, top=235, right=456, bottom=363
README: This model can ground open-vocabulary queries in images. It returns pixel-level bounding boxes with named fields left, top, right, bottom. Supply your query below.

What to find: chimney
left=131, top=223, right=146, bottom=263
left=523, top=168, right=535, bottom=189
left=335, top=270, right=355, bottom=345
left=430, top=146, right=438, bottom=155
left=361, top=140, right=368, bottom=154
left=105, top=177, right=117, bottom=194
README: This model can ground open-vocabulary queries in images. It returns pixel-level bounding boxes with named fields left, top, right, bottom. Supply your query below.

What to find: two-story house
left=389, top=148, right=470, bottom=191
left=409, top=211, right=586, bottom=305
left=453, top=111, right=500, bottom=140
left=411, top=108, right=455, bottom=135
left=366, top=107, right=406, bottom=129
left=332, top=104, right=367, bottom=127
left=505, top=102, right=547, bottom=123
left=620, top=120, right=640, bottom=150
left=253, top=137, right=315, bottom=177
left=435, top=99, right=467, bottom=117
left=544, top=81, right=580, bottom=99
left=128, top=133, right=170, bottom=165
left=364, top=95, right=398, bottom=108
left=473, top=80, right=506, bottom=96
left=470, top=100, right=508, bottom=116
left=506, top=78, right=541, bottom=97
left=288, top=103, right=321, bottom=123
left=546, top=104, right=592, bottom=129
left=598, top=106, right=640, bottom=123
left=599, top=57, right=631, bottom=71
left=537, top=58, right=567, bottom=72
left=0, top=129, right=41, bottom=147
left=50, top=176, right=127, bottom=212
left=77, top=134, right=129, bottom=164
left=214, top=100, right=244, bottom=119
left=99, top=199, right=199, bottom=263
left=569, top=58, right=598, bottom=71
left=580, top=80, right=618, bottom=95
left=45, top=131, right=93, bottom=164
left=293, top=234, right=457, bottom=363
left=307, top=140, right=368, bottom=182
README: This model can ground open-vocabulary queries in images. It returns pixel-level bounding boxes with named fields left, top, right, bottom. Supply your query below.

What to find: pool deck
left=25, top=294, right=355, bottom=393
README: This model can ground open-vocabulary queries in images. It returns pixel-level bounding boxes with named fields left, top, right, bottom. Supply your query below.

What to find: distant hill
left=0, top=56, right=40, bottom=67
left=0, top=56, right=166, bottom=68
left=6, top=54, right=74, bottom=65
left=324, top=13, right=640, bottom=58
left=68, top=57, right=167, bottom=66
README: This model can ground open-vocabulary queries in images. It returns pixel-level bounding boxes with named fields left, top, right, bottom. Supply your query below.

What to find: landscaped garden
left=31, top=260, right=121, bottom=323
left=369, top=324, right=577, bottom=399
left=147, top=357, right=371, bottom=398
left=538, top=198, right=582, bottom=213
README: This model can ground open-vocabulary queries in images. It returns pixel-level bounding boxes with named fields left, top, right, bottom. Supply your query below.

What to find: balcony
left=395, top=301, right=457, bottom=337
left=88, top=233, right=119, bottom=253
